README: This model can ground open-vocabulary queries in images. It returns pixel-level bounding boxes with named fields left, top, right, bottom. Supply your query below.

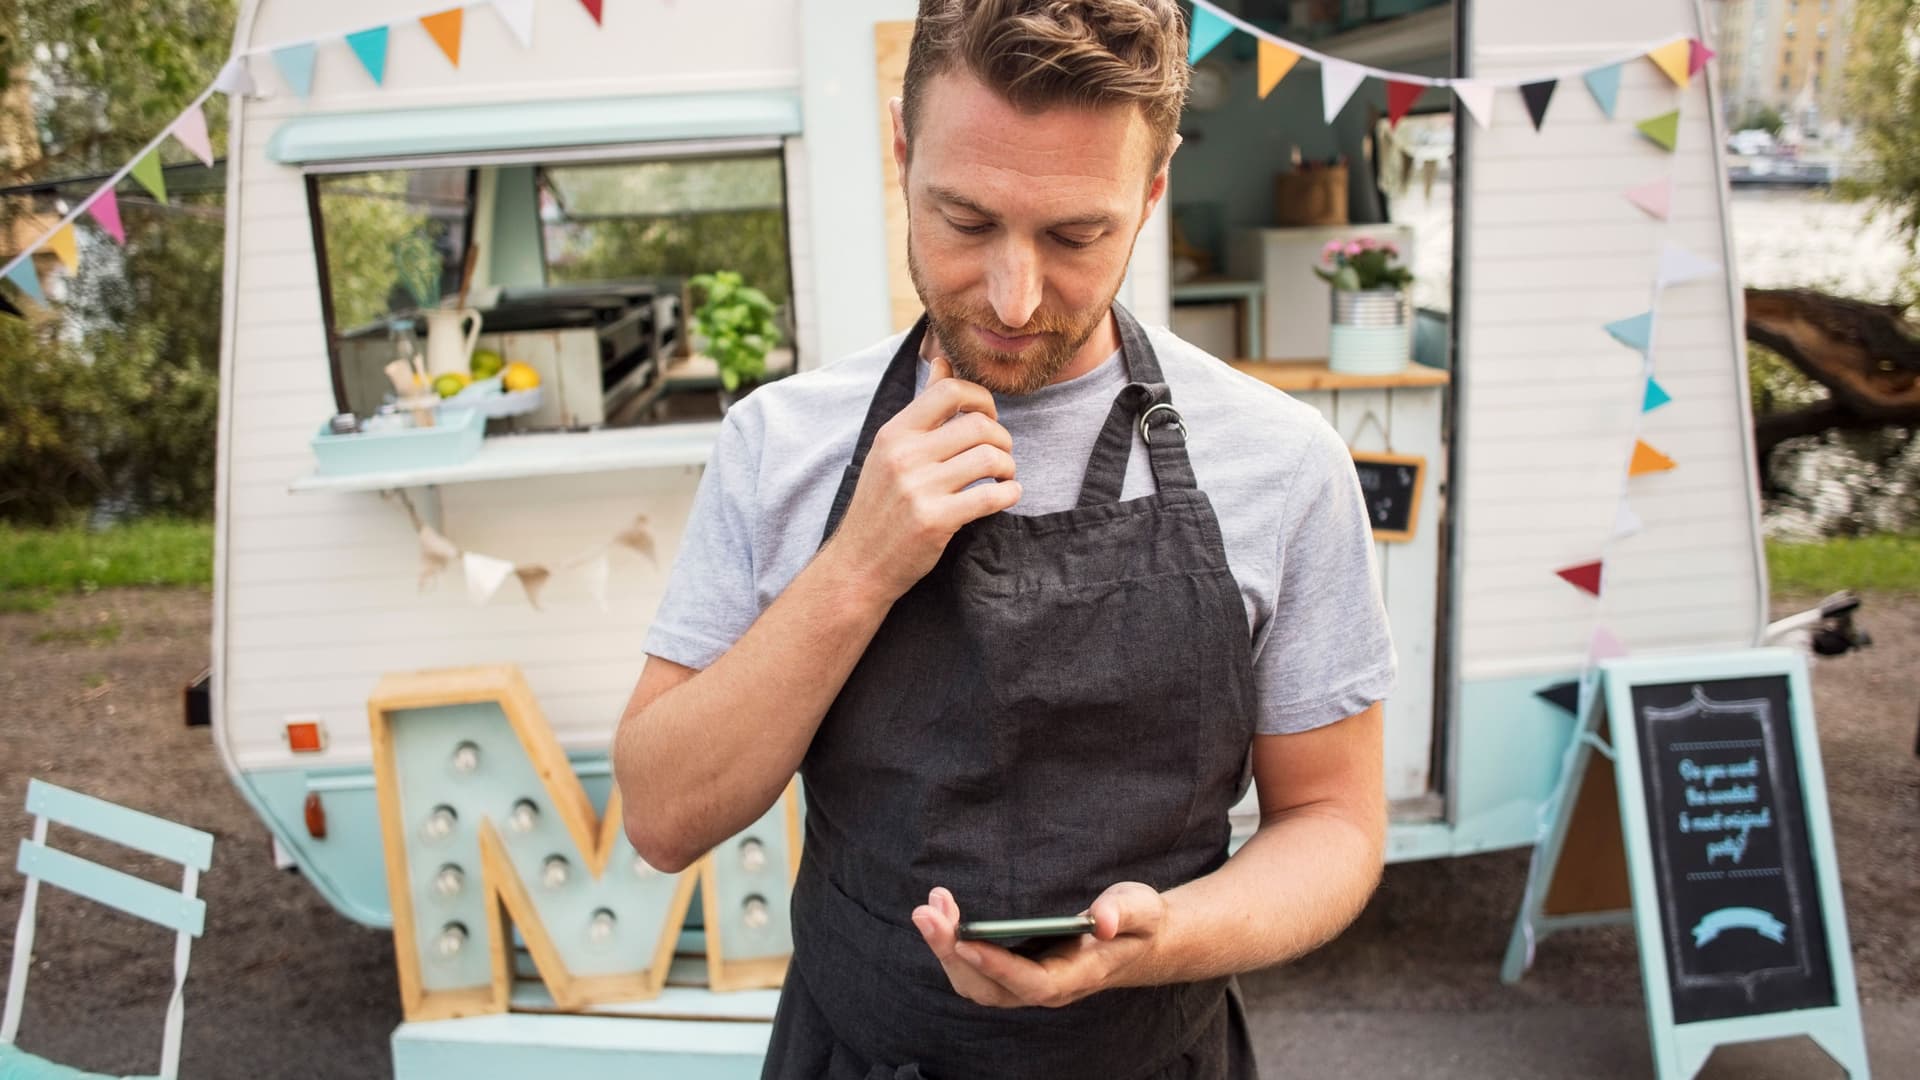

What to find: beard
left=906, top=237, right=1119, bottom=396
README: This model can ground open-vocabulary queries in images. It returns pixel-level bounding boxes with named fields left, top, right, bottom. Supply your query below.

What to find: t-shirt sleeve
left=1252, top=424, right=1398, bottom=735
left=642, top=408, right=764, bottom=670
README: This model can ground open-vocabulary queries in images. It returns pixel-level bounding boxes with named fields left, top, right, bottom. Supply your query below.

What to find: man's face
left=897, top=71, right=1169, bottom=395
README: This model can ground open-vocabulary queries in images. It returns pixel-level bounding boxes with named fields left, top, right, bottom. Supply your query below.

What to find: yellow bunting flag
left=1647, top=39, right=1690, bottom=89
left=1629, top=440, right=1676, bottom=476
left=422, top=10, right=464, bottom=67
left=45, top=225, right=79, bottom=272
left=1257, top=40, right=1300, bottom=99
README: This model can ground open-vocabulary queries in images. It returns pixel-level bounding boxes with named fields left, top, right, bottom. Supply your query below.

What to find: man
left=613, top=1, right=1395, bottom=1075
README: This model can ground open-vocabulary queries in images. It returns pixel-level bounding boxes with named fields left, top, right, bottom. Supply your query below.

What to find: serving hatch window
left=308, top=144, right=796, bottom=433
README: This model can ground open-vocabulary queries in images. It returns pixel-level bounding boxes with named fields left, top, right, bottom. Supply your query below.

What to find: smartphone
left=957, top=914, right=1096, bottom=942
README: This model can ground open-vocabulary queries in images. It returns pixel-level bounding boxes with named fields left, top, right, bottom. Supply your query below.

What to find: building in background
left=1715, top=0, right=1854, bottom=137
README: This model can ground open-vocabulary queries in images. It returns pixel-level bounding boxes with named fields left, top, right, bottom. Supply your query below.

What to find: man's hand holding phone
left=910, top=882, right=1169, bottom=1009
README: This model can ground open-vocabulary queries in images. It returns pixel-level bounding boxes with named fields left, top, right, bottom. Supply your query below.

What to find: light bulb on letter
left=423, top=805, right=458, bottom=841
left=542, top=855, right=570, bottom=889
left=508, top=799, right=539, bottom=834
left=434, top=864, right=465, bottom=897
left=589, top=908, right=617, bottom=944
left=450, top=741, right=481, bottom=774
left=739, top=838, right=767, bottom=873
left=436, top=922, right=468, bottom=957
left=742, top=894, right=770, bottom=930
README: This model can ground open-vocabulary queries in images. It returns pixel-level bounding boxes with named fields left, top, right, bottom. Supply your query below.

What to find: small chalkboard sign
left=1350, top=451, right=1425, bottom=543
left=1505, top=649, right=1869, bottom=1079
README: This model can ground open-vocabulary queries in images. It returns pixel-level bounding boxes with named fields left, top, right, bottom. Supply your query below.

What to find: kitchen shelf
left=288, top=420, right=722, bottom=495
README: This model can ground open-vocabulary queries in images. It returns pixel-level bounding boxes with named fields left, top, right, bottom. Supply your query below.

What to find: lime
left=433, top=372, right=470, bottom=399
left=471, top=348, right=505, bottom=379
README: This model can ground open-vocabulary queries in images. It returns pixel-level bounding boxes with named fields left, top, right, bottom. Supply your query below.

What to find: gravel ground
left=0, top=588, right=1914, bottom=1078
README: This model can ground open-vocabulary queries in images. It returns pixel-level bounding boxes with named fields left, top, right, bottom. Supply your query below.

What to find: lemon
left=502, top=361, right=541, bottom=392
left=470, top=348, right=505, bottom=379
left=433, top=372, right=471, bottom=399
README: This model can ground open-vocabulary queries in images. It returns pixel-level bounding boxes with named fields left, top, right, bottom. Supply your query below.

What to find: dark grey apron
left=763, top=303, right=1260, bottom=1080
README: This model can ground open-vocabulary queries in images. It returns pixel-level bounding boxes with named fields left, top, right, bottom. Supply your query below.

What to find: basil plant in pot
left=689, top=270, right=783, bottom=410
left=1314, top=236, right=1414, bottom=375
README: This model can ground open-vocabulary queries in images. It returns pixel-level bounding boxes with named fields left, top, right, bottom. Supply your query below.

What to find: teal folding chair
left=1, top=780, right=214, bottom=1080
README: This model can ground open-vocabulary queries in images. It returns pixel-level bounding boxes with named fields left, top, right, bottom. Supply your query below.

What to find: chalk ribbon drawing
left=1692, top=906, right=1788, bottom=948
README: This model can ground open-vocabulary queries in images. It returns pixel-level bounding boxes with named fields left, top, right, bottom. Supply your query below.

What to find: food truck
left=206, top=0, right=1776, bottom=1073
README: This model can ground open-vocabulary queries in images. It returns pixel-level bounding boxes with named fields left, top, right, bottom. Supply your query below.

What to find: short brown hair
left=901, top=0, right=1190, bottom=173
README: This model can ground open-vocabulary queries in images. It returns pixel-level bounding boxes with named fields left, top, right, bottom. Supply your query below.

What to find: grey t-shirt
left=644, top=322, right=1396, bottom=735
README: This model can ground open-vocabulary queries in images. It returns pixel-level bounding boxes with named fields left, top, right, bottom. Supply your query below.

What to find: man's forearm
left=1137, top=803, right=1386, bottom=986
left=614, top=539, right=892, bottom=871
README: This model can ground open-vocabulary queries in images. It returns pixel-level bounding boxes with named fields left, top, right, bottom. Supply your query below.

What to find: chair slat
left=15, top=841, right=206, bottom=937
left=25, top=780, right=213, bottom=871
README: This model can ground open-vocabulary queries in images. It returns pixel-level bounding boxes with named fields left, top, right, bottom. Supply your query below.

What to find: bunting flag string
left=393, top=491, right=658, bottom=610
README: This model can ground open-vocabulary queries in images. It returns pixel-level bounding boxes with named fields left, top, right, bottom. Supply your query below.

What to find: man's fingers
left=928, top=353, right=953, bottom=385
left=896, top=369, right=997, bottom=431
left=919, top=410, right=1014, bottom=464
left=929, top=445, right=1017, bottom=495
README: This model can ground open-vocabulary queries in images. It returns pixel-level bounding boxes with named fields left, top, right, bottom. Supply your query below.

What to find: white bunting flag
left=493, top=0, right=537, bottom=47
left=213, top=57, right=257, bottom=97
left=1613, top=500, right=1644, bottom=540
left=463, top=552, right=516, bottom=606
left=1656, top=244, right=1720, bottom=288
left=583, top=552, right=611, bottom=612
left=1321, top=59, right=1367, bottom=125
left=1453, top=80, right=1495, bottom=129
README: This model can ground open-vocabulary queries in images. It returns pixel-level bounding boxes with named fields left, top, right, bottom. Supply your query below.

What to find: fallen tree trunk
left=1744, top=288, right=1920, bottom=480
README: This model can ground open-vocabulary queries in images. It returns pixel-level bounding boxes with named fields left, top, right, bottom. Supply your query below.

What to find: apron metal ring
left=1140, top=402, right=1187, bottom=446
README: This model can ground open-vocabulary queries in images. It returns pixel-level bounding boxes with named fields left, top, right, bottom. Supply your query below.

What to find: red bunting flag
left=579, top=0, right=604, bottom=25
left=88, top=189, right=125, bottom=244
left=1688, top=39, right=1715, bottom=78
left=1386, top=82, right=1424, bottom=128
left=1555, top=560, right=1605, bottom=598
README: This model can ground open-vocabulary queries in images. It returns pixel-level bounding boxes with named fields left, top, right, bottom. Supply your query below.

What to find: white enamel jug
left=422, top=307, right=484, bottom=378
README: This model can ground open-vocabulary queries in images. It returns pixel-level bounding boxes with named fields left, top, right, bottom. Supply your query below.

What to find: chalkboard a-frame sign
left=1349, top=451, right=1425, bottom=542
left=1512, top=649, right=1871, bottom=1078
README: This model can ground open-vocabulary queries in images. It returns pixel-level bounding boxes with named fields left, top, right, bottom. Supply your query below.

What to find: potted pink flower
left=1315, top=236, right=1414, bottom=374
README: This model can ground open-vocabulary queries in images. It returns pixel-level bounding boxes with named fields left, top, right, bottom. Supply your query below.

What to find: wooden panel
left=874, top=21, right=919, bottom=333
left=1228, top=360, right=1450, bottom=392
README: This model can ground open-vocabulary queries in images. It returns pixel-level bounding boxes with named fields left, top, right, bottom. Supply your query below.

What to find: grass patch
left=1767, top=534, right=1920, bottom=595
left=32, top=618, right=123, bottom=647
left=0, top=519, right=212, bottom=595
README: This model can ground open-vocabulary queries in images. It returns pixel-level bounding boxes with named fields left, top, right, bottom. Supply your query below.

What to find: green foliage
left=1768, top=533, right=1920, bottom=594
left=318, top=171, right=437, bottom=330
left=550, top=208, right=792, bottom=307
left=1748, top=343, right=1824, bottom=417
left=1732, top=103, right=1784, bottom=137
left=689, top=270, right=781, bottom=392
left=0, top=518, right=212, bottom=592
left=1843, top=0, right=1920, bottom=252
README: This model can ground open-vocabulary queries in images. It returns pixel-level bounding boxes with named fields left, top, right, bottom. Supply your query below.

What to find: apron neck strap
left=1075, top=304, right=1196, bottom=507
left=822, top=316, right=930, bottom=544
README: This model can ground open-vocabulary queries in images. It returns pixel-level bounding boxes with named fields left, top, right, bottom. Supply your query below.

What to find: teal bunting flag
left=273, top=43, right=317, bottom=99
left=1606, top=312, right=1654, bottom=354
left=1583, top=63, right=1622, bottom=118
left=1188, top=6, right=1234, bottom=65
left=5, top=260, right=44, bottom=304
left=1643, top=377, right=1672, bottom=413
left=347, top=27, right=390, bottom=85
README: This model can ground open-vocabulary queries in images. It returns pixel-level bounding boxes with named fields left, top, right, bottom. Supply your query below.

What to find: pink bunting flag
left=1688, top=39, right=1715, bottom=78
left=1589, top=626, right=1629, bottom=662
left=172, top=104, right=215, bottom=167
left=88, top=189, right=125, bottom=244
left=1626, top=176, right=1672, bottom=220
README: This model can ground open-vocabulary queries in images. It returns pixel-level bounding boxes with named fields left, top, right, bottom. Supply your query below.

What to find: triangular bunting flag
left=494, top=0, right=537, bottom=47
left=1689, top=39, right=1716, bottom=78
left=1536, top=681, right=1582, bottom=717
left=171, top=105, right=215, bottom=167
left=1321, top=60, right=1367, bottom=125
left=418, top=525, right=461, bottom=589
left=1657, top=244, right=1720, bottom=288
left=1589, top=626, right=1629, bottom=662
left=1649, top=39, right=1691, bottom=88
left=422, top=10, right=464, bottom=67
left=1583, top=63, right=1622, bottom=118
left=463, top=552, right=515, bottom=606
left=346, top=27, right=389, bottom=85
left=1626, top=176, right=1672, bottom=220
left=1387, top=81, right=1425, bottom=128
left=578, top=0, right=605, bottom=25
left=272, top=43, right=317, bottom=99
left=1453, top=81, right=1495, bottom=128
left=1643, top=377, right=1672, bottom=413
left=0, top=289, right=22, bottom=320
left=1556, top=560, right=1605, bottom=598
left=129, top=149, right=168, bottom=205
left=46, top=225, right=78, bottom=272
left=87, top=190, right=125, bottom=244
left=1614, top=500, right=1644, bottom=540
left=5, top=260, right=45, bottom=304
left=583, top=552, right=611, bottom=612
left=612, top=515, right=656, bottom=563
left=1638, top=109, right=1680, bottom=151
left=1257, top=40, right=1300, bottom=99
left=1605, top=311, right=1653, bottom=354
left=1629, top=439, right=1677, bottom=476
left=1188, top=5, right=1234, bottom=65
left=514, top=565, right=552, bottom=611
left=213, top=58, right=257, bottom=97
left=1520, top=79, right=1556, bottom=130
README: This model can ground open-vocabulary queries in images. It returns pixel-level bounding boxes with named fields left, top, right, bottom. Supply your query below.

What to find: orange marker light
left=286, top=720, right=325, bottom=753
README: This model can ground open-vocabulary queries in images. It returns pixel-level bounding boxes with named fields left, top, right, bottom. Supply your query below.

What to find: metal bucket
left=1328, top=288, right=1411, bottom=374
left=1331, top=287, right=1410, bottom=328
